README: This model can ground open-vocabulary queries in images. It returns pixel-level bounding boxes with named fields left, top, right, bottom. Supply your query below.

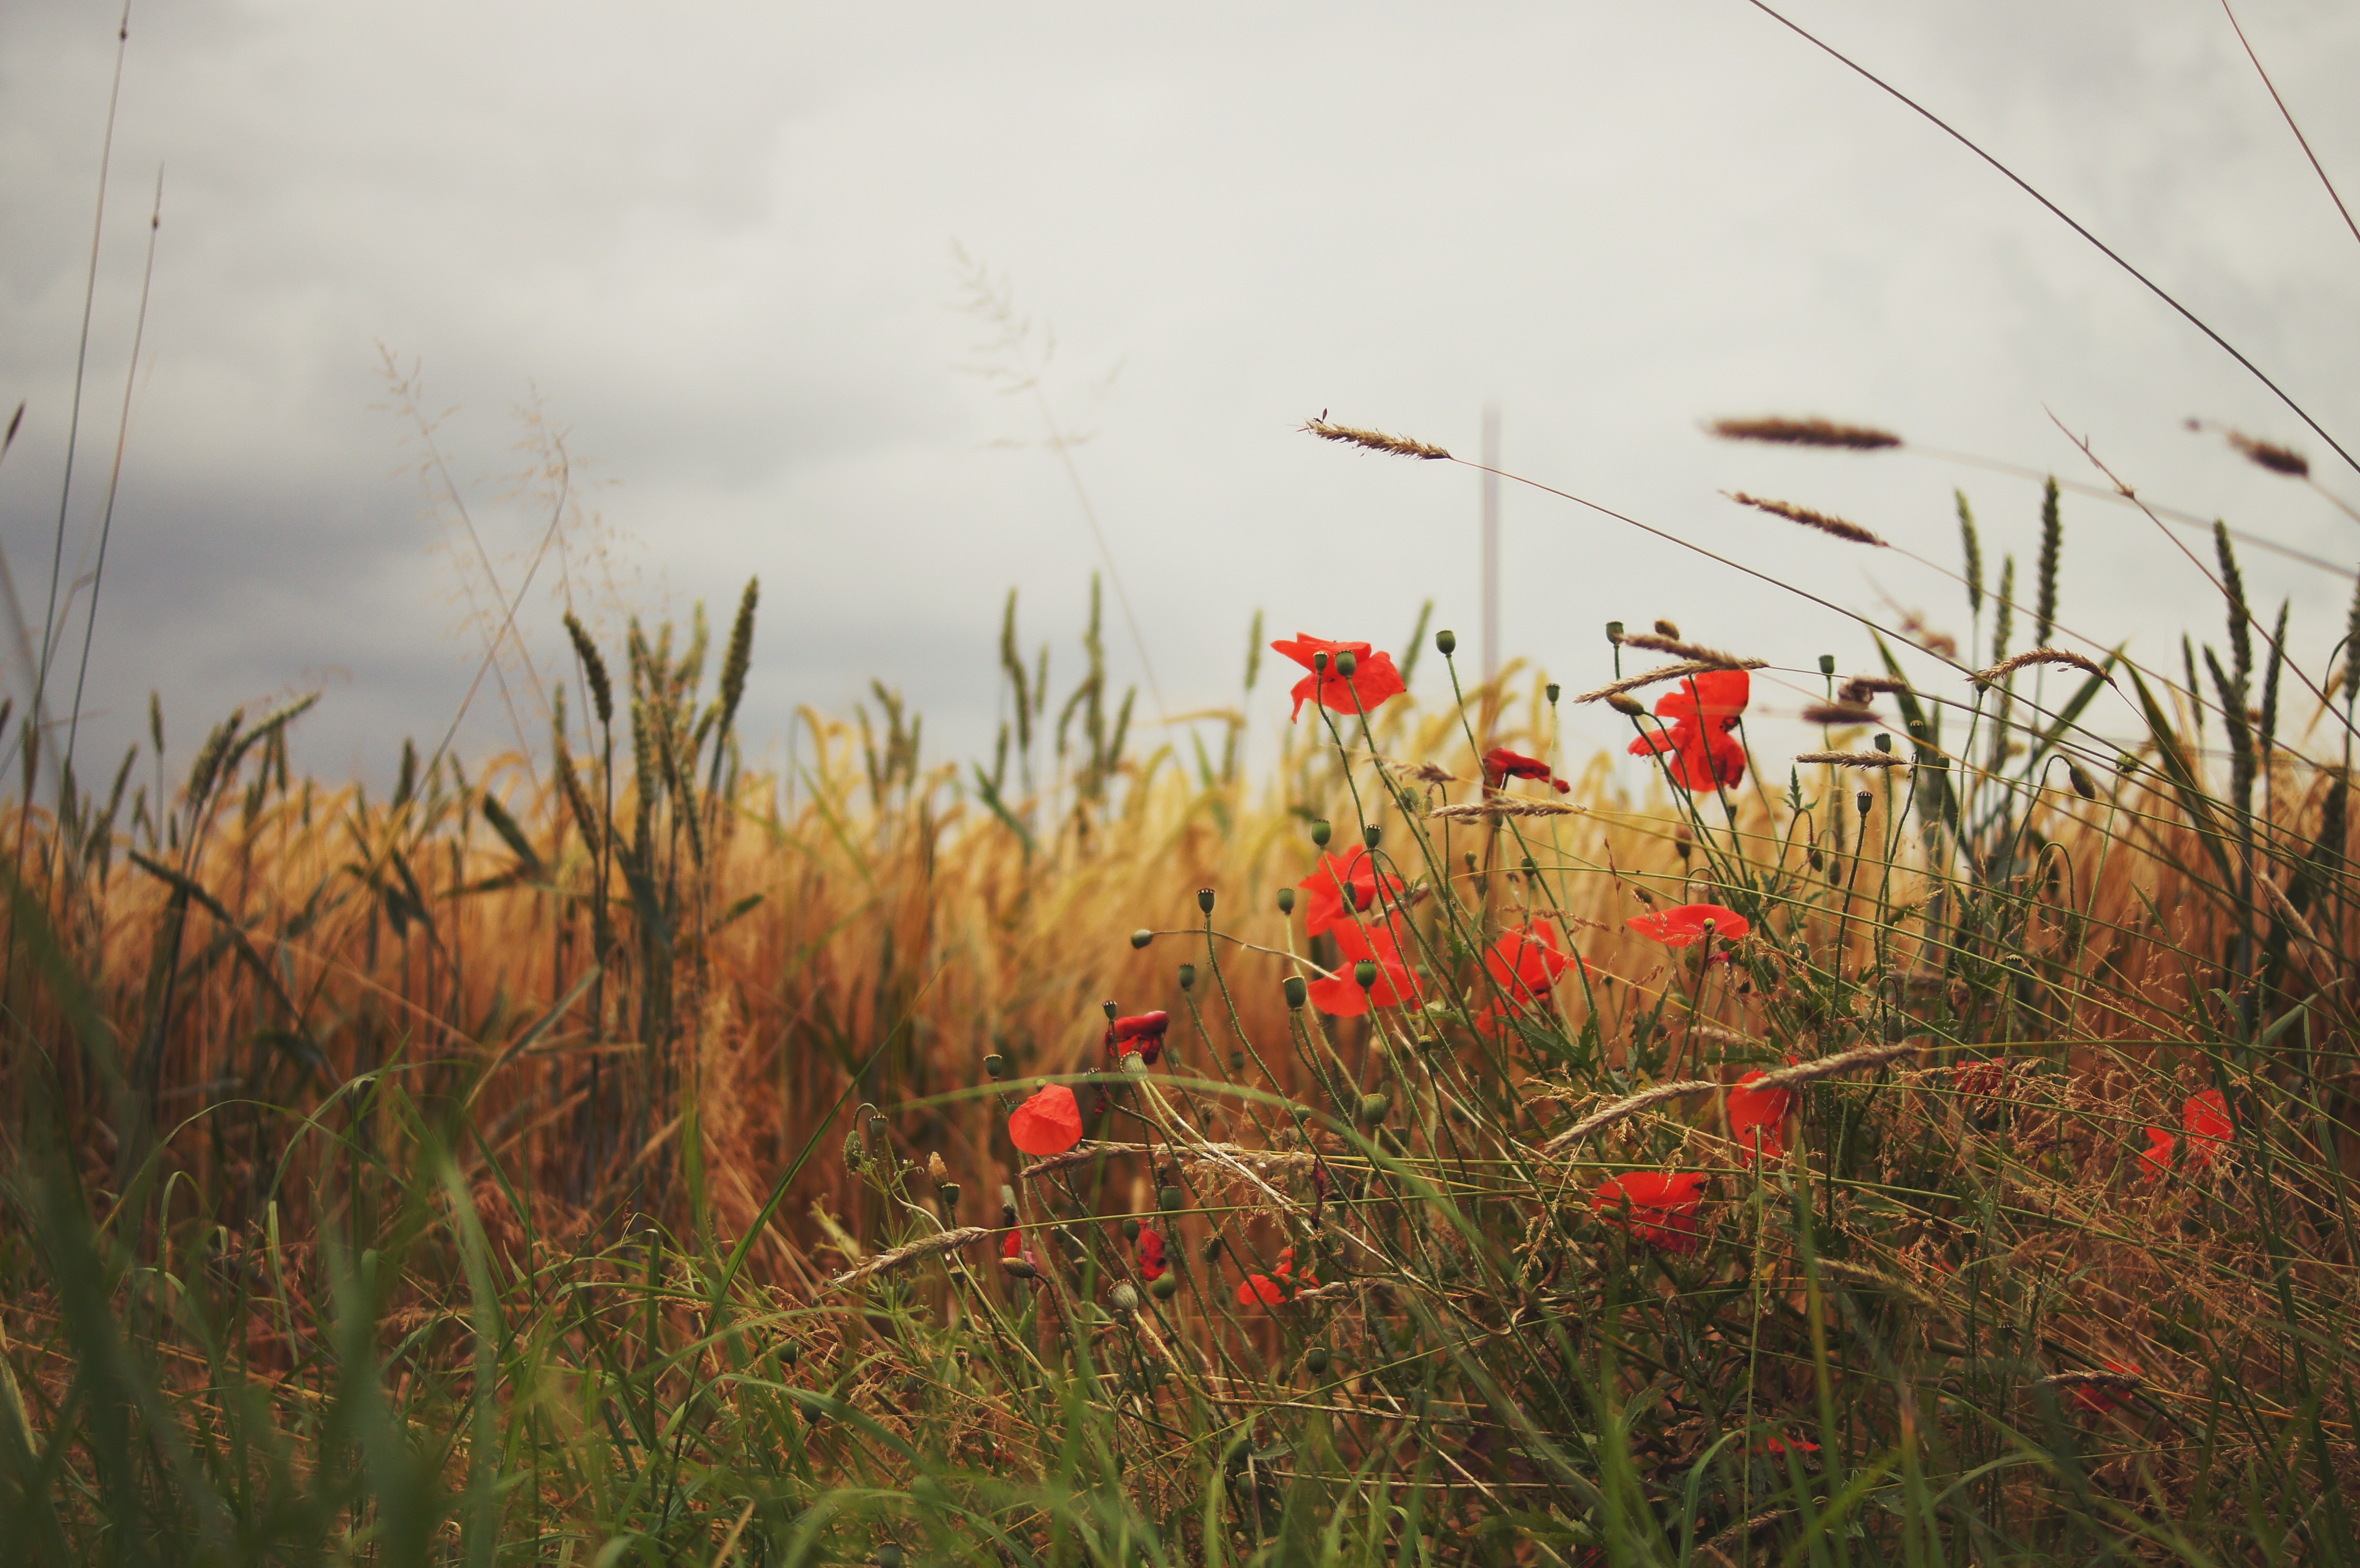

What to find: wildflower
left=1008, top=1085, right=1084, bottom=1155
left=1272, top=634, right=1408, bottom=721
left=1137, top=1225, right=1168, bottom=1281
left=1726, top=1070, right=1793, bottom=1163
left=1482, top=747, right=1570, bottom=793
left=1000, top=1228, right=1040, bottom=1279
left=1477, top=921, right=1579, bottom=1034
left=1105, top=1010, right=1171, bottom=1066
left=1751, top=1432, right=1822, bottom=1456
left=1628, top=668, right=1749, bottom=790
left=2140, top=1088, right=2232, bottom=1179
left=1298, top=849, right=1406, bottom=938
left=1237, top=1245, right=1319, bottom=1307
left=1626, top=902, right=1751, bottom=947
left=1591, top=1171, right=1709, bottom=1254
left=1308, top=914, right=1418, bottom=1016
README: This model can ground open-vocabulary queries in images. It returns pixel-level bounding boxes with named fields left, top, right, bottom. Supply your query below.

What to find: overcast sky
left=4, top=1, right=2358, bottom=801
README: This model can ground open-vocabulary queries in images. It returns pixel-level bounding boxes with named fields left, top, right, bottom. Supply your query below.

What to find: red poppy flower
left=1953, top=1059, right=2011, bottom=1099
left=1476, top=921, right=1579, bottom=1034
left=1751, top=1432, right=1821, bottom=1456
left=1000, top=1228, right=1039, bottom=1277
left=1298, top=849, right=1407, bottom=938
left=1137, top=1225, right=1168, bottom=1281
left=1482, top=747, right=1570, bottom=793
left=1726, top=1070, right=1793, bottom=1163
left=1237, top=1245, right=1318, bottom=1307
left=1628, top=669, right=1749, bottom=790
left=1105, top=1011, right=1171, bottom=1066
left=1626, top=902, right=1751, bottom=947
left=1592, top=1171, right=1710, bottom=1254
left=2140, top=1088, right=2233, bottom=1179
left=1307, top=914, right=1419, bottom=1016
left=1008, top=1085, right=1085, bottom=1155
left=1272, top=635, right=1408, bottom=722
left=2071, top=1358, right=2142, bottom=1415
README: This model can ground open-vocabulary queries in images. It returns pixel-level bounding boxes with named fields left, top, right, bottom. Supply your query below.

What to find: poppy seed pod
left=1228, top=1049, right=1246, bottom=1072
left=1149, top=1271, right=1180, bottom=1300
left=1103, top=999, right=1119, bottom=1021
left=1158, top=1185, right=1184, bottom=1212
left=1111, top=1282, right=1140, bottom=1313
left=983, top=1053, right=1007, bottom=1079
left=1363, top=823, right=1381, bottom=850
left=1605, top=620, right=1625, bottom=644
left=1130, top=929, right=1153, bottom=950
left=779, top=1341, right=801, bottom=1366
left=1607, top=692, right=1645, bottom=717
left=1856, top=791, right=1873, bottom=817
left=1335, top=649, right=1358, bottom=679
left=1435, top=628, right=1458, bottom=656
left=1198, top=887, right=1217, bottom=914
left=1178, top=962, right=1196, bottom=990
left=1284, top=975, right=1307, bottom=1009
left=1312, top=650, right=1329, bottom=672
left=1203, top=1234, right=1226, bottom=1262
left=1546, top=683, right=1561, bottom=704
left=1358, top=1092, right=1391, bottom=1125
left=937, top=1182, right=960, bottom=1217
left=1873, top=732, right=1892, bottom=753
left=1277, top=887, right=1296, bottom=914
left=1819, top=654, right=1837, bottom=676
left=1123, top=1217, right=1141, bottom=1241
left=1310, top=818, right=1332, bottom=847
left=1305, top=1346, right=1331, bottom=1374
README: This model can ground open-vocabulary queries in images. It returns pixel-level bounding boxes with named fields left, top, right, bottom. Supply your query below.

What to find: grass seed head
left=1708, top=415, right=1901, bottom=450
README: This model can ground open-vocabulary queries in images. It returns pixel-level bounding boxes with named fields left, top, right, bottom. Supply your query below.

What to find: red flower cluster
left=1482, top=747, right=1570, bottom=793
left=1477, top=921, right=1579, bottom=1035
left=1237, top=1245, right=1319, bottom=1307
left=1626, top=901, right=1751, bottom=948
left=1308, top=914, right=1419, bottom=1016
left=1298, top=849, right=1405, bottom=937
left=1591, top=1171, right=1709, bottom=1254
left=1628, top=669, right=1749, bottom=790
left=2140, top=1088, right=2232, bottom=1179
left=1726, top=1070, right=1793, bottom=1164
left=1007, top=1085, right=1084, bottom=1155
left=1272, top=635, right=1407, bottom=722
left=1137, top=1225, right=1168, bottom=1282
left=1104, top=1010, right=1171, bottom=1066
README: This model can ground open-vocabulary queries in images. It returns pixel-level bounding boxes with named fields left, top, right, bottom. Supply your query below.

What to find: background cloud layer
left=4, top=1, right=2356, bottom=792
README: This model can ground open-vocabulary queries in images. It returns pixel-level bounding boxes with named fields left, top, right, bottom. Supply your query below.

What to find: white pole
left=1481, top=404, right=1500, bottom=686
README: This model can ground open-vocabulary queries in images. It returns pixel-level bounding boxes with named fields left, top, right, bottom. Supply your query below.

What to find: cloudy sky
left=4, top=1, right=2357, bottom=801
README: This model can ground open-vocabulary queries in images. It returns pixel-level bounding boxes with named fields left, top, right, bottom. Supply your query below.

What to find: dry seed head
left=1574, top=658, right=1767, bottom=705
left=1794, top=750, right=1909, bottom=769
left=1801, top=703, right=1880, bottom=726
left=1619, top=631, right=1751, bottom=667
left=1301, top=417, right=1451, bottom=461
left=1971, top=648, right=2110, bottom=688
left=1652, top=618, right=1681, bottom=639
left=1839, top=676, right=1911, bottom=701
left=1726, top=492, right=1884, bottom=547
left=1708, top=415, right=1901, bottom=451
left=1606, top=692, right=1645, bottom=716
left=2226, top=429, right=2309, bottom=478
left=1427, top=799, right=1586, bottom=821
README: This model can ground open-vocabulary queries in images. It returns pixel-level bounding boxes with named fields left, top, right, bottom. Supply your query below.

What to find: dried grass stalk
left=1756, top=1040, right=1915, bottom=1087
left=1971, top=648, right=2110, bottom=687
left=1428, top=800, right=1587, bottom=821
left=1574, top=658, right=1768, bottom=705
left=825, top=1225, right=994, bottom=1290
left=1302, top=418, right=1451, bottom=461
left=1618, top=631, right=1753, bottom=667
left=1540, top=1079, right=1720, bottom=1155
left=1728, top=492, right=1885, bottom=547
left=1794, top=751, right=1909, bottom=768
left=1708, top=416, right=1901, bottom=451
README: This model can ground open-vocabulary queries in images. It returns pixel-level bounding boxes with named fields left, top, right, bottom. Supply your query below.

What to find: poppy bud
left=1872, top=732, right=1891, bottom=753
left=779, top=1341, right=801, bottom=1366
left=1203, top=1234, right=1226, bottom=1261
left=1818, top=654, right=1836, bottom=676
left=1178, top=962, right=1196, bottom=990
left=1284, top=976, right=1307, bottom=1009
left=1310, top=818, right=1331, bottom=847
left=1158, top=1184, right=1184, bottom=1212
left=2068, top=762, right=2096, bottom=799
left=841, top=1130, right=866, bottom=1171
left=1150, top=1271, right=1180, bottom=1300
left=1305, top=1346, right=1330, bottom=1374
left=1654, top=618, right=1680, bottom=638
left=1277, top=887, right=1296, bottom=914
left=1130, top=928, right=1153, bottom=950
left=1520, top=855, right=1538, bottom=873
left=1123, top=1217, right=1141, bottom=1240
left=1808, top=847, right=1824, bottom=871
left=1354, top=960, right=1379, bottom=990
left=1229, top=1049, right=1246, bottom=1072
left=984, top=1053, right=1007, bottom=1079
left=1364, top=823, right=1383, bottom=850
left=1435, top=628, right=1458, bottom=656
left=1607, top=692, right=1644, bottom=717
left=1199, top=887, right=1216, bottom=913
left=1545, top=682, right=1561, bottom=704
left=1358, top=1092, right=1391, bottom=1125
left=1605, top=621, right=1624, bottom=644
left=877, top=1544, right=905, bottom=1568
left=1111, top=1282, right=1140, bottom=1313
left=1856, top=791, right=1873, bottom=817
left=999, top=1255, right=1037, bottom=1280
left=1335, top=650, right=1358, bottom=678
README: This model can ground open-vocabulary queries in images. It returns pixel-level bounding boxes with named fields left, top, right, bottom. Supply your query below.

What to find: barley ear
left=564, top=612, right=615, bottom=729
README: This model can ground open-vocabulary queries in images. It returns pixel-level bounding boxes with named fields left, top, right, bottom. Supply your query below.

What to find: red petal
left=1008, top=1085, right=1085, bottom=1155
